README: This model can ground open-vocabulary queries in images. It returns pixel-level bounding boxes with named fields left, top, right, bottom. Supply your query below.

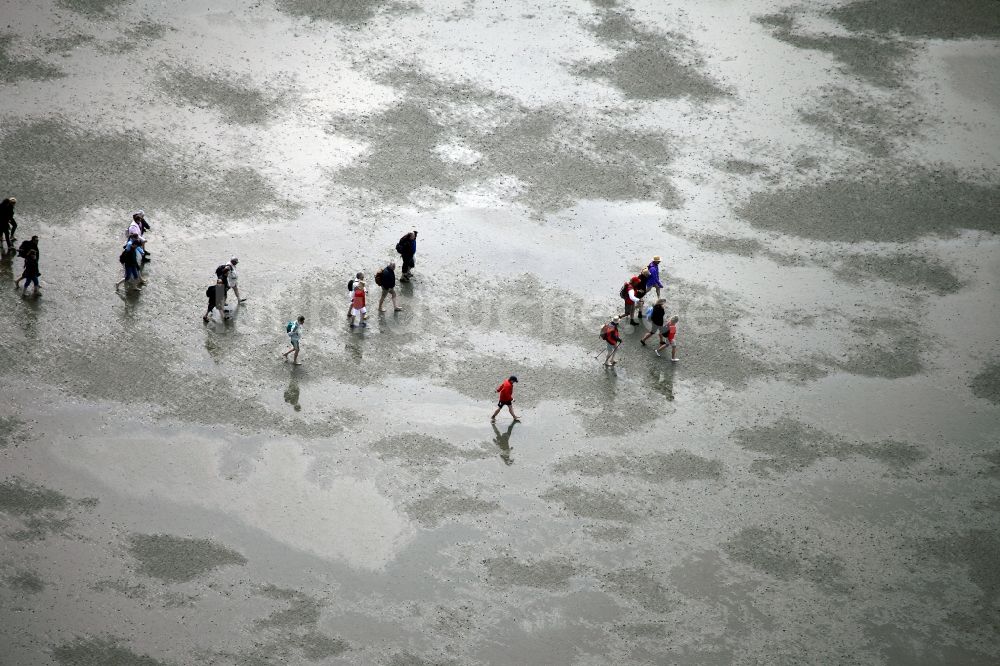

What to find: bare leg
left=490, top=406, right=501, bottom=421
left=508, top=405, right=520, bottom=422
left=378, top=289, right=387, bottom=312
left=392, top=290, right=401, bottom=310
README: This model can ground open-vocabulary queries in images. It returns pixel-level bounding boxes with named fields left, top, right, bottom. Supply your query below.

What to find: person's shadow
left=492, top=421, right=515, bottom=466
left=283, top=376, right=302, bottom=412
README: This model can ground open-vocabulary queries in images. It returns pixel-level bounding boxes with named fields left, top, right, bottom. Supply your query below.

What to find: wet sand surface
left=1, top=0, right=998, bottom=663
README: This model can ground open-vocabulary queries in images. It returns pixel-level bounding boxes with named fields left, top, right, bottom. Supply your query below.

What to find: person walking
left=640, top=299, right=667, bottom=346
left=646, top=256, right=664, bottom=298
left=620, top=278, right=642, bottom=326
left=203, top=279, right=226, bottom=322
left=0, top=197, right=16, bottom=252
left=18, top=248, right=40, bottom=295
left=347, top=271, right=364, bottom=319
left=491, top=375, right=520, bottom=422
left=656, top=315, right=680, bottom=361
left=16, top=235, right=39, bottom=263
left=375, top=261, right=402, bottom=312
left=600, top=317, right=622, bottom=367
left=282, top=316, right=306, bottom=364
left=127, top=210, right=150, bottom=260
left=349, top=279, right=368, bottom=328
left=225, top=256, right=245, bottom=303
left=395, top=230, right=417, bottom=282
left=115, top=235, right=145, bottom=290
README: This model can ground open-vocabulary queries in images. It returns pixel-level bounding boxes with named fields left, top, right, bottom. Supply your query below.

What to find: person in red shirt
left=601, top=317, right=622, bottom=367
left=350, top=280, right=368, bottom=328
left=491, top=375, right=520, bottom=422
left=656, top=315, right=679, bottom=361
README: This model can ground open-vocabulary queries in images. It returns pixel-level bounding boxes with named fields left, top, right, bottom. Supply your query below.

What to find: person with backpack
left=646, top=256, right=664, bottom=297
left=375, top=261, right=402, bottom=312
left=491, top=375, right=520, bottom=422
left=640, top=299, right=667, bottom=347
left=0, top=197, right=16, bottom=252
left=620, top=277, right=642, bottom=326
left=203, top=278, right=226, bottom=322
left=224, top=256, right=245, bottom=303
left=282, top=316, right=306, bottom=365
left=127, top=210, right=151, bottom=261
left=15, top=235, right=38, bottom=263
left=657, top=315, right=680, bottom=361
left=349, top=279, right=368, bottom=328
left=18, top=247, right=40, bottom=295
left=600, top=317, right=622, bottom=367
left=346, top=271, right=364, bottom=319
left=115, top=234, right=145, bottom=290
left=395, top=230, right=417, bottom=282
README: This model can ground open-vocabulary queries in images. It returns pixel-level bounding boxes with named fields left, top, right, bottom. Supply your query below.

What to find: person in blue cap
left=491, top=375, right=520, bottom=422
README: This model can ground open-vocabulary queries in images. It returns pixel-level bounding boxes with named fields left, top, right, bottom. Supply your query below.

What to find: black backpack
left=347, top=278, right=355, bottom=292
left=619, top=282, right=629, bottom=299
left=17, top=241, right=31, bottom=258
left=119, top=249, right=128, bottom=264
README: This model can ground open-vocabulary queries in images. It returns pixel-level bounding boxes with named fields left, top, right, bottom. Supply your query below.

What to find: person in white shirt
left=226, top=256, right=245, bottom=303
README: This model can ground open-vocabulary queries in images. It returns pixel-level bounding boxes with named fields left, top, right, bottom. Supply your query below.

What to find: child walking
left=491, top=375, right=520, bottom=422
left=282, top=316, right=306, bottom=365
left=349, top=280, right=368, bottom=328
left=657, top=315, right=680, bottom=361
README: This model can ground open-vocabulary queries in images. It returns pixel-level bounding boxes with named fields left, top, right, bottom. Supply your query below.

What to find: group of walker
left=4, top=195, right=680, bottom=423
left=1, top=197, right=42, bottom=296
left=601, top=255, right=680, bottom=367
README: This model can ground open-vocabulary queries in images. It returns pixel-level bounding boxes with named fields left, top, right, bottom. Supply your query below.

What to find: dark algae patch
left=736, top=168, right=1000, bottom=242
left=5, top=570, right=45, bottom=593
left=839, top=252, right=963, bottom=294
left=830, top=0, right=1000, bottom=39
left=158, top=67, right=286, bottom=125
left=731, top=418, right=924, bottom=474
left=127, top=534, right=247, bottom=582
left=723, top=526, right=848, bottom=592
left=240, top=586, right=348, bottom=662
left=800, top=87, right=922, bottom=157
left=0, top=118, right=293, bottom=221
left=333, top=73, right=678, bottom=212
left=57, top=0, right=130, bottom=17
left=578, top=10, right=727, bottom=101
left=0, top=415, right=25, bottom=448
left=52, top=637, right=168, bottom=666
left=406, top=487, right=500, bottom=527
left=970, top=362, right=1000, bottom=405
left=275, top=0, right=400, bottom=23
left=923, top=530, right=1000, bottom=612
left=757, top=12, right=913, bottom=87
left=1, top=34, right=64, bottom=83
left=540, top=485, right=640, bottom=522
left=371, top=433, right=490, bottom=465
left=552, top=450, right=723, bottom=482
left=602, top=568, right=673, bottom=613
left=0, top=477, right=71, bottom=514
left=484, top=556, right=578, bottom=590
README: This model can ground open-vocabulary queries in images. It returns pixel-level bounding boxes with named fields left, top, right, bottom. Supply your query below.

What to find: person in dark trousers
left=376, top=261, right=402, bottom=312
left=18, top=248, right=40, bottom=295
left=0, top=197, right=16, bottom=252
left=491, top=375, right=520, bottom=422
left=396, top=230, right=417, bottom=281
left=14, top=236, right=39, bottom=288
left=203, top=278, right=226, bottom=322
left=115, top=235, right=144, bottom=290
left=640, top=299, right=667, bottom=346
left=646, top=256, right=664, bottom=298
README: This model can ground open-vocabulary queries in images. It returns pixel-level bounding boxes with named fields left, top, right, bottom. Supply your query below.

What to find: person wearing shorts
left=657, top=315, right=679, bottom=361
left=347, top=272, right=363, bottom=319
left=350, top=280, right=368, bottom=328
left=203, top=279, right=226, bottom=321
left=640, top=299, right=667, bottom=347
left=282, top=316, right=305, bottom=364
left=491, top=375, right=520, bottom=422
left=377, top=262, right=402, bottom=312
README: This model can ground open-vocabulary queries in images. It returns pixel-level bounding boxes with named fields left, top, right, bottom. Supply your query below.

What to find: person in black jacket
left=376, top=261, right=402, bottom=312
left=18, top=248, right=40, bottom=295
left=14, top=236, right=39, bottom=288
left=0, top=197, right=16, bottom=252
left=395, top=230, right=417, bottom=282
